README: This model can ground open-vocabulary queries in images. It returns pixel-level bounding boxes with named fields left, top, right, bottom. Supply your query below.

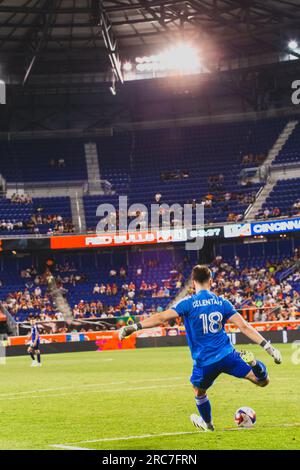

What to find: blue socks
left=195, top=395, right=212, bottom=424
left=252, top=360, right=268, bottom=381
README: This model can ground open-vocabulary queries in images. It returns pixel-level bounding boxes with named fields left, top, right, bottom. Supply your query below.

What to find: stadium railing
left=0, top=304, right=18, bottom=336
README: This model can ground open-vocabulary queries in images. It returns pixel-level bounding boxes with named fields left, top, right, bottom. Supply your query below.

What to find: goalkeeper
left=119, top=265, right=282, bottom=431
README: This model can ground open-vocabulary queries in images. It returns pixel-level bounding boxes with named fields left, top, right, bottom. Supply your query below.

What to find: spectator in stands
left=34, top=286, right=41, bottom=297
left=136, top=301, right=144, bottom=313
left=292, top=200, right=300, bottom=215
left=163, top=287, right=170, bottom=297
left=128, top=290, right=135, bottom=300
left=120, top=267, right=126, bottom=278
left=227, top=212, right=236, bottom=222
left=154, top=192, right=162, bottom=203
left=99, top=283, right=106, bottom=294
left=111, top=283, right=118, bottom=296
left=93, top=283, right=100, bottom=294
left=272, top=207, right=281, bottom=217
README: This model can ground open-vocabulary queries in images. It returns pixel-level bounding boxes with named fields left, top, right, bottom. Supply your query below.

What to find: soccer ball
left=234, top=407, right=256, bottom=428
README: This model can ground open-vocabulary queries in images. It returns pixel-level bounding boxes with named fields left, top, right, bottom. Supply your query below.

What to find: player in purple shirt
left=27, top=317, right=42, bottom=367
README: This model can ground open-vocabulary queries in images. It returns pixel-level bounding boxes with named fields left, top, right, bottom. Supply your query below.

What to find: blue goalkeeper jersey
left=172, top=289, right=237, bottom=366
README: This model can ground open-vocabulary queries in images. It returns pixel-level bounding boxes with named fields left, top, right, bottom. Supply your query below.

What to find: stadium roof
left=1, top=1, right=300, bottom=134
left=1, top=0, right=300, bottom=83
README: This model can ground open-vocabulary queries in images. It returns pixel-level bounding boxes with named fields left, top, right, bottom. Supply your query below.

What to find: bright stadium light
left=288, top=40, right=298, bottom=50
left=134, top=43, right=200, bottom=74
left=162, top=43, right=200, bottom=72
left=123, top=61, right=133, bottom=71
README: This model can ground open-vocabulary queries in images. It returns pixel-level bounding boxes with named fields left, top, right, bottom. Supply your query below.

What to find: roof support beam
left=101, top=9, right=123, bottom=83
left=22, top=0, right=61, bottom=85
left=0, top=1, right=185, bottom=14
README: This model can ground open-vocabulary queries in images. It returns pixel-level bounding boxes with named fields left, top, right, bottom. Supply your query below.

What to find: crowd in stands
left=242, top=153, right=266, bottom=165
left=49, top=157, right=66, bottom=168
left=208, top=173, right=224, bottom=191
left=0, top=214, right=75, bottom=234
left=97, top=184, right=259, bottom=233
left=0, top=194, right=75, bottom=234
left=205, top=253, right=300, bottom=321
left=10, top=193, right=32, bottom=204
left=256, top=199, right=300, bottom=220
left=186, top=188, right=257, bottom=223
left=71, top=263, right=184, bottom=319
left=1, top=248, right=300, bottom=326
left=1, top=117, right=299, bottom=235
left=1, top=289, right=61, bottom=322
left=1, top=267, right=62, bottom=321
left=255, top=177, right=300, bottom=221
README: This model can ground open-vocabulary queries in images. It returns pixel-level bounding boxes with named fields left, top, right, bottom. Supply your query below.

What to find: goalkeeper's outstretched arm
left=230, top=312, right=282, bottom=364
left=118, top=309, right=179, bottom=340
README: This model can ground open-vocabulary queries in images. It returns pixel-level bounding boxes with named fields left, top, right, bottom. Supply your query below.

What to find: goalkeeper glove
left=118, top=322, right=143, bottom=340
left=260, top=340, right=282, bottom=364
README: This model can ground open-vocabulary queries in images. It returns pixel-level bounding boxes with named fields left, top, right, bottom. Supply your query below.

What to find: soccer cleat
left=240, top=350, right=256, bottom=367
left=206, top=422, right=215, bottom=431
left=36, top=363, right=42, bottom=367
left=31, top=360, right=37, bottom=367
left=190, top=414, right=214, bottom=432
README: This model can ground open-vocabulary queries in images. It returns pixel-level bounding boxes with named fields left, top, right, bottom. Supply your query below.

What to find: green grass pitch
left=0, top=344, right=299, bottom=450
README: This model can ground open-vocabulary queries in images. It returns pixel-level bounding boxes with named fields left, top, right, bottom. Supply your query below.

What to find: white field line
left=0, top=376, right=185, bottom=400
left=0, top=375, right=295, bottom=401
left=51, top=422, right=300, bottom=450
left=52, top=445, right=91, bottom=450
left=51, top=431, right=200, bottom=450
left=0, top=382, right=188, bottom=401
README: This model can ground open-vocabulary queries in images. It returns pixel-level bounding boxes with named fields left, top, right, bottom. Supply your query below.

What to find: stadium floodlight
left=288, top=40, right=298, bottom=51
left=134, top=43, right=200, bottom=74
left=162, top=43, right=200, bottom=72
left=123, top=61, right=133, bottom=72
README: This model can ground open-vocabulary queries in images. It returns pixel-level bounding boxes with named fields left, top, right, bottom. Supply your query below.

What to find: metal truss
left=0, top=1, right=300, bottom=47
left=0, top=0, right=300, bottom=132
left=22, top=0, right=62, bottom=85
left=101, top=8, right=123, bottom=84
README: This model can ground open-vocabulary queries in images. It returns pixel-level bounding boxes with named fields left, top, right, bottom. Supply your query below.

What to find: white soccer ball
left=234, top=406, right=256, bottom=428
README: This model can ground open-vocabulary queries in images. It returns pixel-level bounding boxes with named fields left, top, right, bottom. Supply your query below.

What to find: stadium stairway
left=167, top=273, right=192, bottom=310
left=84, top=142, right=103, bottom=194
left=0, top=173, right=5, bottom=196
left=277, top=258, right=300, bottom=283
left=70, top=194, right=86, bottom=233
left=245, top=120, right=300, bottom=220
left=260, top=120, right=298, bottom=169
left=47, top=274, right=73, bottom=322
left=245, top=166, right=300, bottom=220
left=245, top=180, right=276, bottom=220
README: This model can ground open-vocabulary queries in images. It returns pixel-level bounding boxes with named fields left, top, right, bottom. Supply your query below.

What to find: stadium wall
left=5, top=330, right=300, bottom=356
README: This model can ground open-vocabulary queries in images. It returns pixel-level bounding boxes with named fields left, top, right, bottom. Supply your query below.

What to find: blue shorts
left=190, top=350, right=251, bottom=390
